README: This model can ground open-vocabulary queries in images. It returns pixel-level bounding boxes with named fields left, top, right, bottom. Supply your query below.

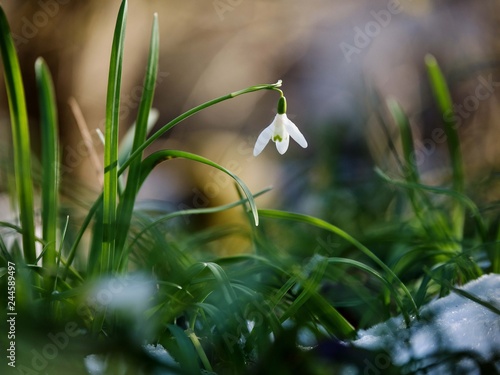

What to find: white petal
left=276, top=135, right=290, bottom=154
left=284, top=116, right=308, bottom=148
left=272, top=114, right=287, bottom=142
left=253, top=124, right=274, bottom=156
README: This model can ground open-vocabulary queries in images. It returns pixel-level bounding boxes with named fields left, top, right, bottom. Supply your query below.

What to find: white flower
left=253, top=113, right=308, bottom=156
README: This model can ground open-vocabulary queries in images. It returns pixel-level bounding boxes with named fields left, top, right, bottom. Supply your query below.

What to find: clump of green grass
left=0, top=1, right=499, bottom=374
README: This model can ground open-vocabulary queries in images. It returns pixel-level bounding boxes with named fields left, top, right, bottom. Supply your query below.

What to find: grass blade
left=425, top=54, right=465, bottom=241
left=385, top=99, right=464, bottom=247
left=375, top=167, right=487, bottom=241
left=205, top=262, right=238, bottom=304
left=102, top=0, right=127, bottom=273
left=386, top=99, right=434, bottom=235
left=386, top=98, right=419, bottom=184
left=62, top=195, right=101, bottom=279
left=0, top=6, right=36, bottom=264
left=125, top=188, right=271, bottom=258
left=279, top=257, right=356, bottom=338
left=258, top=209, right=418, bottom=323
left=65, top=80, right=283, bottom=274
left=138, top=150, right=259, bottom=227
left=327, top=257, right=409, bottom=322
left=117, top=108, right=158, bottom=168
left=35, top=57, right=59, bottom=283
left=115, top=13, right=159, bottom=262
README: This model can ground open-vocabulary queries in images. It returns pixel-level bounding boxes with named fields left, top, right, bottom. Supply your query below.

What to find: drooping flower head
left=253, top=95, right=308, bottom=156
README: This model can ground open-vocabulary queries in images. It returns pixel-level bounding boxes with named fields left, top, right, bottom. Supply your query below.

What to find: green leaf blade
left=425, top=54, right=465, bottom=241
left=102, top=0, right=128, bottom=273
left=35, top=57, right=59, bottom=275
left=115, top=13, right=159, bottom=264
left=258, top=209, right=418, bottom=323
left=0, top=6, right=36, bottom=264
left=138, top=150, right=259, bottom=226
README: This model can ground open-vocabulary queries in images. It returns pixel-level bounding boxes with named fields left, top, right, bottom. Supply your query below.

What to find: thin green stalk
left=119, top=81, right=283, bottom=173
left=115, top=13, right=159, bottom=265
left=0, top=6, right=37, bottom=264
left=102, top=0, right=127, bottom=274
left=167, top=324, right=200, bottom=374
left=187, top=329, right=213, bottom=372
left=35, top=58, right=59, bottom=288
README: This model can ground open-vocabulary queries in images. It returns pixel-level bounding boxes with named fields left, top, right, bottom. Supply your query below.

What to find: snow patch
left=353, top=274, right=500, bottom=373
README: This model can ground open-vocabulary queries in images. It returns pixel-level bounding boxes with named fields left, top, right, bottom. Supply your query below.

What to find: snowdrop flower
left=253, top=96, right=308, bottom=156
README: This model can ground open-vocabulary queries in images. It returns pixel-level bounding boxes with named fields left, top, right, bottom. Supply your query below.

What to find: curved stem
left=63, top=81, right=283, bottom=275
left=118, top=81, right=283, bottom=174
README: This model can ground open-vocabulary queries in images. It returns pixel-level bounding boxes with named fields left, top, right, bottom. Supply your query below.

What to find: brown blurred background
left=1, top=0, right=500, bottom=250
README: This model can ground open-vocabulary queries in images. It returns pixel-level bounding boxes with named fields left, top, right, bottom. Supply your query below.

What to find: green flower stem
left=119, top=81, right=283, bottom=173
left=187, top=329, right=214, bottom=372
left=63, top=82, right=282, bottom=276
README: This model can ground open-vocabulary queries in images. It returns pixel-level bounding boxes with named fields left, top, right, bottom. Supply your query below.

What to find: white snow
left=84, top=344, right=179, bottom=375
left=84, top=354, right=106, bottom=375
left=83, top=273, right=500, bottom=374
left=353, top=274, right=500, bottom=374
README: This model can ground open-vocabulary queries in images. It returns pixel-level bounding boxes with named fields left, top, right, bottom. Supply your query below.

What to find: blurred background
left=1, top=0, right=500, bottom=251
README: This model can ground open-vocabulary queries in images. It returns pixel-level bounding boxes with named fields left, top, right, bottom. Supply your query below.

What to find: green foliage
left=35, top=57, right=59, bottom=291
left=101, top=0, right=127, bottom=274
left=115, top=12, right=159, bottom=266
left=425, top=54, right=465, bottom=241
left=0, top=6, right=36, bottom=265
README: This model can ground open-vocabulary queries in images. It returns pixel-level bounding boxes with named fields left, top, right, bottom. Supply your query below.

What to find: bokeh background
left=1, top=0, right=500, bottom=252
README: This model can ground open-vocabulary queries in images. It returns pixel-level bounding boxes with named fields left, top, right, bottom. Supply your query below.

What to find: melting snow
left=353, top=274, right=500, bottom=374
